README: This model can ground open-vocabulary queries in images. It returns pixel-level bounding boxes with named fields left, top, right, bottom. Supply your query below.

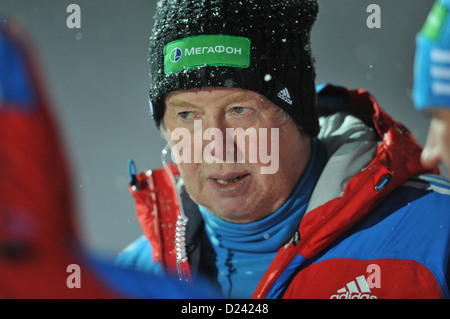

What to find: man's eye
left=179, top=111, right=194, bottom=119
left=232, top=107, right=251, bottom=115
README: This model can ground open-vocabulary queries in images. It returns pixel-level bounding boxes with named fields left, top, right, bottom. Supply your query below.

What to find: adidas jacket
left=118, top=84, right=450, bottom=299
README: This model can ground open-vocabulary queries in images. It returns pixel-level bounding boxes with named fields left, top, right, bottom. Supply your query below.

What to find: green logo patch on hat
left=422, top=1, right=448, bottom=41
left=164, top=35, right=251, bottom=74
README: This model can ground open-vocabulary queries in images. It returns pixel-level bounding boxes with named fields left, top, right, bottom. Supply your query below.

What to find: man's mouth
left=208, top=172, right=251, bottom=195
left=215, top=175, right=248, bottom=185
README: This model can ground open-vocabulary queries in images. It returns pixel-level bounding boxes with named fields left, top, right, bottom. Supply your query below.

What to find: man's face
left=421, top=108, right=450, bottom=176
left=163, top=87, right=311, bottom=224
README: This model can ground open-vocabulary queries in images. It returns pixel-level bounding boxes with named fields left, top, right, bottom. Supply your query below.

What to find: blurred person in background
left=414, top=0, right=450, bottom=177
left=0, top=17, right=215, bottom=299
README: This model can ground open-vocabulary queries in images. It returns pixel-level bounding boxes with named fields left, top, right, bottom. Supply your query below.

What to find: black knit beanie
left=149, top=0, right=320, bottom=137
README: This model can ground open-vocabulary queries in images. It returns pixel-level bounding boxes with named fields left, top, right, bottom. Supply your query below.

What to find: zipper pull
left=128, top=159, right=139, bottom=191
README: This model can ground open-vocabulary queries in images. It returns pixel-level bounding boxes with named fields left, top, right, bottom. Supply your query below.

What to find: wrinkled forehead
left=165, top=87, right=255, bottom=104
left=165, top=87, right=261, bottom=107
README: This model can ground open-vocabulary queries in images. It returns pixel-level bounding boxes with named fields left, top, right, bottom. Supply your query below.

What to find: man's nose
left=202, top=118, right=237, bottom=162
left=421, top=118, right=443, bottom=170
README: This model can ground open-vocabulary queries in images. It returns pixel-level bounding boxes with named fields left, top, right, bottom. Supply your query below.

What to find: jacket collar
left=252, top=83, right=439, bottom=298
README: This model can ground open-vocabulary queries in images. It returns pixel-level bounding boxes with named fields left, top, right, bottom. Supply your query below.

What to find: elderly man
left=117, top=0, right=450, bottom=299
